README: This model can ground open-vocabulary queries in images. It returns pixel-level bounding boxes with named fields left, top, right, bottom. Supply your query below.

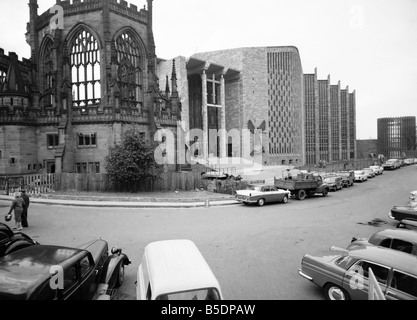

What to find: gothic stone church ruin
left=0, top=0, right=182, bottom=175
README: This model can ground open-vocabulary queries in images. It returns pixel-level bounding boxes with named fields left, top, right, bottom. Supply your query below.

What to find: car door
left=385, top=270, right=417, bottom=300
left=60, top=263, right=82, bottom=300
left=78, top=254, right=99, bottom=300
left=262, top=187, right=273, bottom=203
left=343, top=260, right=390, bottom=300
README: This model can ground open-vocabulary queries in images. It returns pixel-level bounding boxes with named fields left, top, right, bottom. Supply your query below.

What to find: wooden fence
left=54, top=171, right=205, bottom=192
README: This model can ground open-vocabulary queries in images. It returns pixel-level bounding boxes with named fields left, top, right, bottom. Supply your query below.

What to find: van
left=136, top=239, right=223, bottom=300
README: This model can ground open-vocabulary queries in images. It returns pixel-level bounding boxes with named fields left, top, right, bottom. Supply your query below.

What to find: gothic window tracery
left=0, top=70, right=6, bottom=88
left=70, top=29, right=101, bottom=108
left=42, top=38, right=54, bottom=107
left=115, top=32, right=143, bottom=109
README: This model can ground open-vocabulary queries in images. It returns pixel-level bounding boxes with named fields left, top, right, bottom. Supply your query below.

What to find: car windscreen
left=247, top=186, right=262, bottom=192
left=156, top=288, right=221, bottom=300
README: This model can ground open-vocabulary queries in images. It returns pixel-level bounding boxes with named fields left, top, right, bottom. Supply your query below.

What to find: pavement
left=0, top=161, right=295, bottom=208
left=0, top=193, right=240, bottom=208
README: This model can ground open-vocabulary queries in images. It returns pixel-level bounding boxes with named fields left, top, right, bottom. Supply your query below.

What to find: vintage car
left=0, top=222, right=38, bottom=257
left=236, top=184, right=291, bottom=206
left=136, top=239, right=223, bottom=300
left=353, top=170, right=368, bottom=182
left=0, top=239, right=131, bottom=300
left=298, top=246, right=417, bottom=300
left=389, top=205, right=417, bottom=222
left=362, top=168, right=375, bottom=179
left=347, top=229, right=417, bottom=256
left=397, top=219, right=417, bottom=231
left=369, top=165, right=384, bottom=175
left=338, top=171, right=355, bottom=188
left=382, top=159, right=401, bottom=170
left=323, top=176, right=343, bottom=192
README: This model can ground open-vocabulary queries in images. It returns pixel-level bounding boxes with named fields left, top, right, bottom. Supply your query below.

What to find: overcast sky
left=0, top=0, right=416, bottom=139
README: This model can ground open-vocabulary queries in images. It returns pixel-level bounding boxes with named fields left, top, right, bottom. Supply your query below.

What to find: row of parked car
left=298, top=185, right=417, bottom=300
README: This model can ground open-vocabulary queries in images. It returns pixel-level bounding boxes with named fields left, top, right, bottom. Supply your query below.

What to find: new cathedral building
left=0, top=0, right=357, bottom=176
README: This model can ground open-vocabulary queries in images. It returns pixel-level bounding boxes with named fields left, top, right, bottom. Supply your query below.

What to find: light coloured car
left=299, top=246, right=417, bottom=300
left=382, top=159, right=401, bottom=170
left=236, top=184, right=291, bottom=206
left=369, top=165, right=384, bottom=175
left=136, top=239, right=223, bottom=300
left=354, top=170, right=368, bottom=182
left=347, top=229, right=417, bottom=257
left=362, top=168, right=375, bottom=179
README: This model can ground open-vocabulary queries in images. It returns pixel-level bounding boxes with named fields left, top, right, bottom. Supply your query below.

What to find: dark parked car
left=0, top=238, right=131, bottom=300
left=347, top=229, right=417, bottom=256
left=299, top=246, right=417, bottom=300
left=323, top=176, right=343, bottom=191
left=389, top=205, right=417, bottom=222
left=397, top=219, right=417, bottom=231
left=0, top=222, right=38, bottom=257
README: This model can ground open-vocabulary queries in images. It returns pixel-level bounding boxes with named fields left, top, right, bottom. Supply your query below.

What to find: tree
left=105, top=126, right=162, bottom=191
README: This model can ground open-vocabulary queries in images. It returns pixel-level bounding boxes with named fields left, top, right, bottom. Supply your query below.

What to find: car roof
left=0, top=245, right=87, bottom=299
left=144, top=240, right=222, bottom=298
left=348, top=246, right=417, bottom=275
left=374, top=228, right=417, bottom=243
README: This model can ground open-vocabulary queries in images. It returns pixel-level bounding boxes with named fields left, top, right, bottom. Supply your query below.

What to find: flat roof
left=144, top=240, right=222, bottom=298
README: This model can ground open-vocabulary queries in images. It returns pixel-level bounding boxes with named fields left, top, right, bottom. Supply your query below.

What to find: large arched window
left=70, top=29, right=101, bottom=108
left=42, top=38, right=54, bottom=107
left=114, top=32, right=143, bottom=109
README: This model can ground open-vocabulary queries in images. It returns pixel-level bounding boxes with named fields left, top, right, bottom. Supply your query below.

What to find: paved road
left=1, top=165, right=415, bottom=300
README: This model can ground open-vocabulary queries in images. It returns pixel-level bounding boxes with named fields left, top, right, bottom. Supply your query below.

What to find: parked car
left=338, top=170, right=355, bottom=188
left=389, top=205, right=417, bottom=222
left=397, top=219, right=417, bottom=231
left=298, top=246, right=417, bottom=300
left=136, top=239, right=223, bottom=300
left=323, top=176, right=343, bottom=192
left=369, top=165, right=384, bottom=175
left=362, top=168, right=375, bottom=179
left=236, top=184, right=291, bottom=206
left=0, top=239, right=131, bottom=300
left=347, top=229, right=417, bottom=256
left=353, top=170, right=368, bottom=182
left=382, top=159, right=401, bottom=170
left=0, top=222, right=38, bottom=257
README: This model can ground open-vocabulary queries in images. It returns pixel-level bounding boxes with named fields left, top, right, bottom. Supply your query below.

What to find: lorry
left=274, top=172, right=330, bottom=200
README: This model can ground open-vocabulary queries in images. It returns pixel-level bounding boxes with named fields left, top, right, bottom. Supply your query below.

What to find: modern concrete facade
left=192, top=46, right=305, bottom=166
left=304, top=69, right=357, bottom=165
left=377, top=116, right=416, bottom=159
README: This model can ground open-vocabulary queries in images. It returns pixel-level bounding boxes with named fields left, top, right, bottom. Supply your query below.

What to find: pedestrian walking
left=7, top=192, right=25, bottom=231
left=20, top=188, right=30, bottom=228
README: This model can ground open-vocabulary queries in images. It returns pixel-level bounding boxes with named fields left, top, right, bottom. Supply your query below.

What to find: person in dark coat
left=20, top=189, right=30, bottom=228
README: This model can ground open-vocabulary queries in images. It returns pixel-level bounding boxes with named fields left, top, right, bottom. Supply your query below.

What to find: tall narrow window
left=42, top=38, right=54, bottom=107
left=115, top=32, right=143, bottom=109
left=0, top=70, right=6, bottom=87
left=70, top=29, right=101, bottom=108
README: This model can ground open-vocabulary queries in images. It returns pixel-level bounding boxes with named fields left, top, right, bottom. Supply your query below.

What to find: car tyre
left=282, top=196, right=288, bottom=204
left=324, top=283, right=350, bottom=300
left=297, top=190, right=306, bottom=200
left=257, top=198, right=265, bottom=207
left=322, top=189, right=329, bottom=197
left=116, top=263, right=125, bottom=288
